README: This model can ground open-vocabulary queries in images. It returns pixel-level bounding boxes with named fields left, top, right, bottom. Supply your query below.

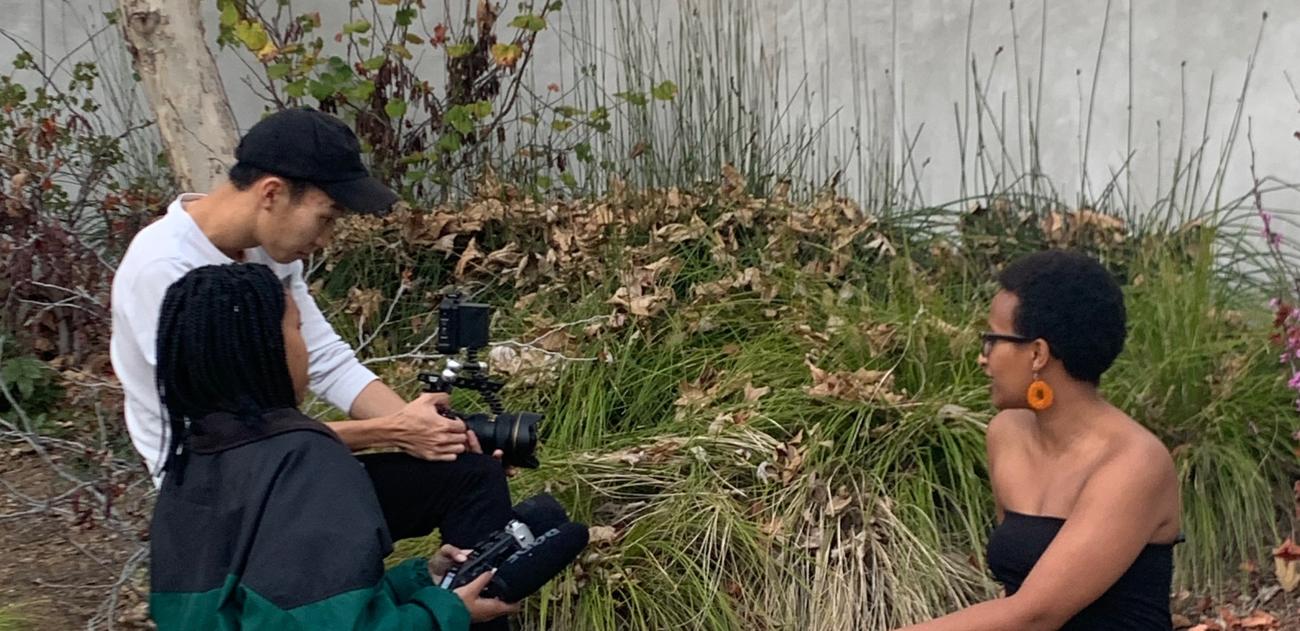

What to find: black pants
left=359, top=452, right=513, bottom=631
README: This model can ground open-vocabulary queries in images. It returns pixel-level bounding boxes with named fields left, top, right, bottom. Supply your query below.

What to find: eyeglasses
left=980, top=332, right=1034, bottom=356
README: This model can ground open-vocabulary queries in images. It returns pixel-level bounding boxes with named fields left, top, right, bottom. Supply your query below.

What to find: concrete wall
left=3, top=0, right=1298, bottom=211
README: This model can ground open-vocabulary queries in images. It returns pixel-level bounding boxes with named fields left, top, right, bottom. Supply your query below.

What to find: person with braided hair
left=111, top=108, right=516, bottom=630
left=149, top=263, right=517, bottom=629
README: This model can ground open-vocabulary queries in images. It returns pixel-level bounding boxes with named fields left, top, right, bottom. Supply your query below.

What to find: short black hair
left=227, top=162, right=310, bottom=201
left=155, top=263, right=297, bottom=474
left=997, top=250, right=1126, bottom=385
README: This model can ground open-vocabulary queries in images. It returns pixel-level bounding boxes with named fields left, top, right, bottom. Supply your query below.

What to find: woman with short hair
left=899, top=250, right=1181, bottom=631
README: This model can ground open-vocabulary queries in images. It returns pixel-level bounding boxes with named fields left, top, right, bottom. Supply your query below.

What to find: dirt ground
left=0, top=447, right=152, bottom=630
left=1, top=446, right=1299, bottom=630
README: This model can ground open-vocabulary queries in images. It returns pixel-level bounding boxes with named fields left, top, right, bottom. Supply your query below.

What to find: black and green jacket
left=149, top=408, right=469, bottom=630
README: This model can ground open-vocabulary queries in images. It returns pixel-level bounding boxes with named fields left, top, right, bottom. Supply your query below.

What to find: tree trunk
left=119, top=0, right=238, bottom=192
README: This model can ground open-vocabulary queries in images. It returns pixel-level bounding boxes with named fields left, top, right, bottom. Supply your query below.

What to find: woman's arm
left=895, top=442, right=1174, bottom=631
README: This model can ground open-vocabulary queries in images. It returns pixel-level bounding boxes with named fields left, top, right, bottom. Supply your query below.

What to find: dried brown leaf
left=454, top=237, right=484, bottom=277
left=744, top=381, right=771, bottom=403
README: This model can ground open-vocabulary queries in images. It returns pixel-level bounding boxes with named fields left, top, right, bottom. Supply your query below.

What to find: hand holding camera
left=418, top=292, right=544, bottom=470
left=419, top=294, right=585, bottom=606
left=389, top=393, right=470, bottom=461
left=439, top=494, right=589, bottom=604
left=428, top=545, right=522, bottom=622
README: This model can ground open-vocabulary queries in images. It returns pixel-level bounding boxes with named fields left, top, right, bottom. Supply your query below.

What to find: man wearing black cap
left=111, top=110, right=515, bottom=625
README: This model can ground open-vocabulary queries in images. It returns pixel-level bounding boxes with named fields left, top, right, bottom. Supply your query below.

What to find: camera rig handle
left=417, top=347, right=506, bottom=416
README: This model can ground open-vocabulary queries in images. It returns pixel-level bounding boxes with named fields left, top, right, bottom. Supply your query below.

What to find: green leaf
left=651, top=80, right=678, bottom=101
left=490, top=43, right=522, bottom=67
left=575, top=142, right=593, bottom=163
left=546, top=1, right=563, bottom=10
left=398, top=151, right=426, bottom=165
left=286, top=79, right=308, bottom=98
left=561, top=172, right=577, bottom=188
left=363, top=56, right=386, bottom=71
left=233, top=20, right=270, bottom=52
left=438, top=132, right=462, bottom=153
left=346, top=80, right=376, bottom=102
left=555, top=105, right=584, bottom=118
left=0, top=82, right=28, bottom=107
left=404, top=32, right=425, bottom=45
left=325, top=56, right=354, bottom=82
left=376, top=0, right=400, bottom=5
left=588, top=106, right=611, bottom=131
left=343, top=19, right=372, bottom=34
left=445, top=106, right=474, bottom=135
left=469, top=100, right=493, bottom=118
left=509, top=14, right=547, bottom=32
left=550, top=119, right=572, bottom=132
left=267, top=62, right=292, bottom=79
left=536, top=175, right=552, bottom=189
left=447, top=41, right=474, bottom=58
left=385, top=98, right=408, bottom=119
left=0, top=357, right=45, bottom=400
left=388, top=43, right=413, bottom=60
left=299, top=12, right=322, bottom=30
left=308, top=79, right=335, bottom=101
left=218, top=0, right=239, bottom=27
left=614, top=90, right=647, bottom=106
left=395, top=8, right=417, bottom=26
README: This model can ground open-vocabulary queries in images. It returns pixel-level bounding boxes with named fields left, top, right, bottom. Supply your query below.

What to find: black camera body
left=419, top=292, right=544, bottom=469
left=439, top=494, right=589, bottom=603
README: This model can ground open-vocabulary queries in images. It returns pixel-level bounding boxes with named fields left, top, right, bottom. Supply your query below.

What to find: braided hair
left=155, top=263, right=297, bottom=477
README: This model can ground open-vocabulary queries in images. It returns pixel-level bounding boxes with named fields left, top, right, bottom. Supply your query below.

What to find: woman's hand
left=426, top=544, right=469, bottom=584
left=453, top=570, right=521, bottom=622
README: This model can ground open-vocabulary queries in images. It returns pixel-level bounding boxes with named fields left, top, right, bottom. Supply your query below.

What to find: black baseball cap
left=234, top=107, right=398, bottom=215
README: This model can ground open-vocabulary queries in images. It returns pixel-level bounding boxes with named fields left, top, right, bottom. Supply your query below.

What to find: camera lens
left=465, top=412, right=542, bottom=469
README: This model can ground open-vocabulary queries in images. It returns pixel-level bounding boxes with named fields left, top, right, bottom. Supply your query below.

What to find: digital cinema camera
left=438, top=493, right=589, bottom=602
left=417, top=292, right=542, bottom=468
left=419, top=292, right=587, bottom=601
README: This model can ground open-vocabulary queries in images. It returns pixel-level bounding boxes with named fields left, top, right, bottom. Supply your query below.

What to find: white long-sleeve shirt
left=110, top=194, right=378, bottom=484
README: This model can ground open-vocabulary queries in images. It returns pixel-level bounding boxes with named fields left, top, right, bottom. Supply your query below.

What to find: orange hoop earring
left=1027, top=373, right=1054, bottom=411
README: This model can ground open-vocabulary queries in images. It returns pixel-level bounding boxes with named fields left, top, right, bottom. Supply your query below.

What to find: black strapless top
left=986, top=510, right=1175, bottom=630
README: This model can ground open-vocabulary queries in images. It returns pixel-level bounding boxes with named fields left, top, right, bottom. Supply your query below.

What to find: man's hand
left=389, top=393, right=468, bottom=461
left=453, top=570, right=521, bottom=622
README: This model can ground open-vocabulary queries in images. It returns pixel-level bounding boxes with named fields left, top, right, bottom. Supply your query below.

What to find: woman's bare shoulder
left=986, top=408, right=1036, bottom=443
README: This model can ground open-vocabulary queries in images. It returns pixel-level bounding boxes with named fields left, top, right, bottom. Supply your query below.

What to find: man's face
left=256, top=182, right=345, bottom=264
